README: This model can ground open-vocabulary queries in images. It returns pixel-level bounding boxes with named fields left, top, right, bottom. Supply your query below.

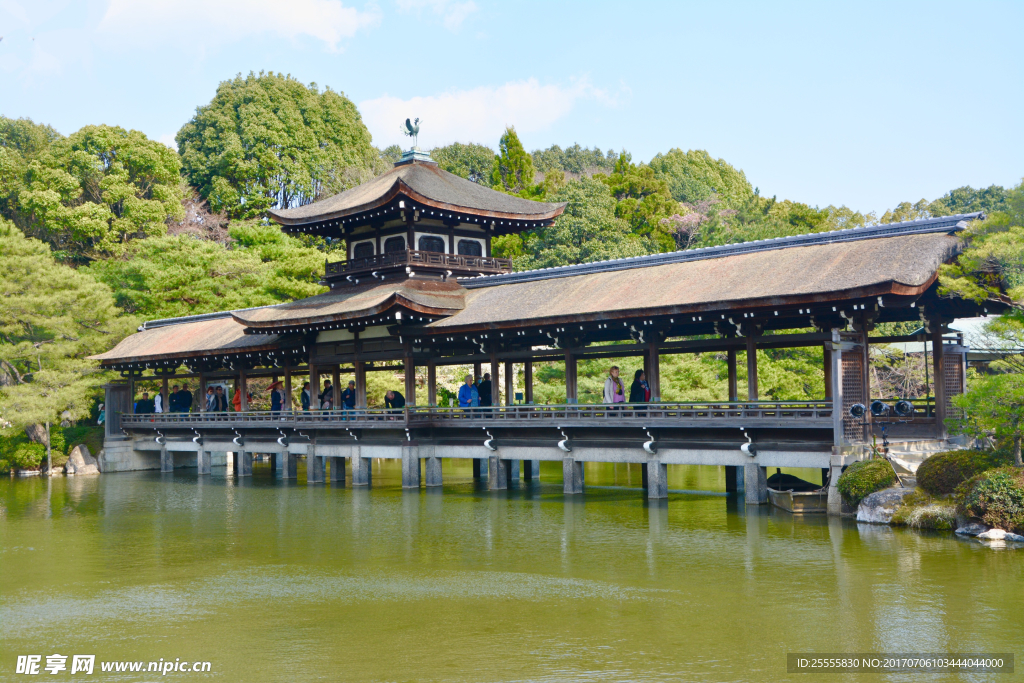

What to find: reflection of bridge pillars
left=329, top=456, right=345, bottom=485
left=647, top=457, right=668, bottom=499
left=351, top=446, right=371, bottom=486
left=402, top=445, right=421, bottom=489
left=743, top=462, right=767, bottom=504
left=647, top=498, right=668, bottom=576
left=563, top=457, right=583, bottom=494
left=160, top=447, right=172, bottom=473
left=306, top=445, right=323, bottom=484
left=197, top=449, right=211, bottom=475
left=827, top=459, right=844, bottom=516
left=472, top=458, right=483, bottom=479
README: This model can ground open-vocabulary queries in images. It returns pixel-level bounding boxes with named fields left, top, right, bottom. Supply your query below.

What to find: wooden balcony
left=119, top=401, right=835, bottom=431
left=325, top=249, right=513, bottom=280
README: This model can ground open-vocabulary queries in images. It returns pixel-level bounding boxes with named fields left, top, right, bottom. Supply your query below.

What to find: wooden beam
left=504, top=360, right=514, bottom=405
left=489, top=352, right=500, bottom=406
left=427, top=360, right=437, bottom=406
left=524, top=360, right=533, bottom=404
left=565, top=349, right=577, bottom=403
left=284, top=366, right=293, bottom=411
left=647, top=340, right=661, bottom=401
left=404, top=355, right=416, bottom=406
left=239, top=368, right=248, bottom=411
left=932, top=327, right=946, bottom=439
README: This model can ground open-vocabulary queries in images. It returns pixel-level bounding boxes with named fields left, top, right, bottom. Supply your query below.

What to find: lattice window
left=944, top=352, right=965, bottom=418
left=841, top=353, right=865, bottom=442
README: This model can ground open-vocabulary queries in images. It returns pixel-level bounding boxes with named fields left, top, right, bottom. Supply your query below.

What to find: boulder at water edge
left=976, top=528, right=1024, bottom=542
left=856, top=487, right=915, bottom=524
left=955, top=522, right=989, bottom=537
left=65, top=445, right=100, bottom=476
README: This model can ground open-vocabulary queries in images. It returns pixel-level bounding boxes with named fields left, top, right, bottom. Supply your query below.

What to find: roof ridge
left=458, top=211, right=984, bottom=289
left=139, top=306, right=268, bottom=331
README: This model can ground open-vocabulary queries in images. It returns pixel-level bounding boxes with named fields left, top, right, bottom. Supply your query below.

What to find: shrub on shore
left=917, top=449, right=1013, bottom=496
left=837, top=458, right=897, bottom=506
left=956, top=467, right=1024, bottom=534
left=891, top=490, right=958, bottom=530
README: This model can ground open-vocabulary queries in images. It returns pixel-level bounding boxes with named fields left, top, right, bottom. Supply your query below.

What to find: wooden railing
left=325, top=249, right=512, bottom=277
left=119, top=401, right=834, bottom=430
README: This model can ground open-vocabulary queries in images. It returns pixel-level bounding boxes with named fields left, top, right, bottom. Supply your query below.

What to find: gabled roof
left=427, top=230, right=964, bottom=331
left=458, top=212, right=984, bottom=288
left=232, top=278, right=465, bottom=331
left=268, top=159, right=566, bottom=226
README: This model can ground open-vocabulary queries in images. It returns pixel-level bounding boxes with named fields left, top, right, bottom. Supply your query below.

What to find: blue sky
left=1, top=0, right=1021, bottom=215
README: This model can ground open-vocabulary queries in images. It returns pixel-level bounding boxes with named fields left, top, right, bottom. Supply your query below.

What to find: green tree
left=431, top=142, right=495, bottom=184
left=602, top=153, right=678, bottom=251
left=10, top=125, right=183, bottom=257
left=0, top=220, right=132, bottom=468
left=515, top=177, right=657, bottom=269
left=177, top=71, right=375, bottom=219
left=928, top=185, right=1007, bottom=216
left=940, top=180, right=1024, bottom=313
left=951, top=373, right=1024, bottom=467
left=491, top=127, right=536, bottom=195
left=648, top=148, right=754, bottom=205
left=531, top=144, right=616, bottom=175
left=87, top=225, right=326, bottom=320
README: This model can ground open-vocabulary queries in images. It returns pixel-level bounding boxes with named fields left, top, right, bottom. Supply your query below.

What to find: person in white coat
left=603, top=366, right=626, bottom=405
left=154, top=392, right=163, bottom=413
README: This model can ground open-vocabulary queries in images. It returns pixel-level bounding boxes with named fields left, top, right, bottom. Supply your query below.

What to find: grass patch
left=837, top=458, right=897, bottom=506
left=890, top=490, right=958, bottom=530
left=917, top=449, right=1013, bottom=496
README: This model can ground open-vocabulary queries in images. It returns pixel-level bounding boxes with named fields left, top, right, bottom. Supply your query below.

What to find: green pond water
left=1, top=461, right=1021, bottom=682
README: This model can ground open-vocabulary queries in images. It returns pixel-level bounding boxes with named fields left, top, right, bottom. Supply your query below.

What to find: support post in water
left=744, top=462, right=767, bottom=504
left=563, top=457, right=584, bottom=494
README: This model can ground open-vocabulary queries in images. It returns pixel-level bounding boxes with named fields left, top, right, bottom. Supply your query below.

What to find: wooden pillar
left=309, top=349, right=320, bottom=410
left=427, top=360, right=437, bottom=406
left=647, top=340, right=661, bottom=402
left=239, top=369, right=248, bottom=411
left=489, top=352, right=500, bottom=406
left=564, top=349, right=577, bottom=403
left=160, top=377, right=169, bottom=413
left=404, top=355, right=416, bottom=406
left=332, top=366, right=341, bottom=409
left=198, top=373, right=207, bottom=412
left=284, top=366, right=292, bottom=411
left=931, top=327, right=947, bottom=438
left=830, top=329, right=845, bottom=448
left=354, top=361, right=366, bottom=408
left=129, top=373, right=136, bottom=413
left=727, top=349, right=738, bottom=401
left=504, top=360, right=514, bottom=405
left=473, top=362, right=482, bottom=383
left=524, top=361, right=534, bottom=404
left=745, top=335, right=758, bottom=401
left=822, top=345, right=832, bottom=400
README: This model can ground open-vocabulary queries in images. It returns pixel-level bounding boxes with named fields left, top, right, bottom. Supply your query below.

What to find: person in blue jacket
left=458, top=375, right=479, bottom=409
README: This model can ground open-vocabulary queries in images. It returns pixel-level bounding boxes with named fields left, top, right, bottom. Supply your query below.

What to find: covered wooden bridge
left=91, top=149, right=992, bottom=514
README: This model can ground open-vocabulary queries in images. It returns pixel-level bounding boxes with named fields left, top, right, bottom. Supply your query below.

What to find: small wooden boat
left=768, top=487, right=828, bottom=513
left=766, top=470, right=828, bottom=513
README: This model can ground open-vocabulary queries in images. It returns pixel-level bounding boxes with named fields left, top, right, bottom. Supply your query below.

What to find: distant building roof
left=268, top=159, right=566, bottom=226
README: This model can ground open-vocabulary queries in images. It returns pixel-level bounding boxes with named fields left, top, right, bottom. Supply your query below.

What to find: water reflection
left=1, top=462, right=1021, bottom=682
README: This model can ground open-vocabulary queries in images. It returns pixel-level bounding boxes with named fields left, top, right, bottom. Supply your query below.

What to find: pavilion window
left=418, top=235, right=446, bottom=253
left=353, top=242, right=374, bottom=259
left=384, top=236, right=406, bottom=253
left=457, top=239, right=482, bottom=256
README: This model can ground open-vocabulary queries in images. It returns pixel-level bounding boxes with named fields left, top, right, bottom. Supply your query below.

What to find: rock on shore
left=65, top=445, right=100, bottom=476
left=856, top=487, right=915, bottom=524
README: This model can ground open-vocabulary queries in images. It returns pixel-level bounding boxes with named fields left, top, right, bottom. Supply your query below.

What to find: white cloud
left=396, top=0, right=476, bottom=30
left=99, top=0, right=380, bottom=50
left=360, top=78, right=610, bottom=148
